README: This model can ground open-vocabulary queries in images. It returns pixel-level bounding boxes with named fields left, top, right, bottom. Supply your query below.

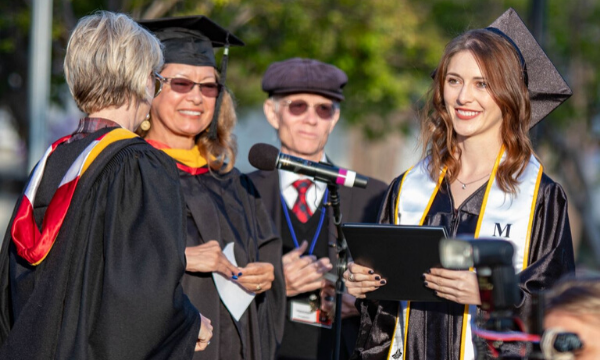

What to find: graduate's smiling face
left=264, top=93, right=340, bottom=163
left=443, top=50, right=503, bottom=144
left=148, top=63, right=217, bottom=149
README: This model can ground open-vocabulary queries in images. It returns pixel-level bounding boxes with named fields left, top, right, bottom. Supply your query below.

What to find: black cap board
left=138, top=16, right=244, bottom=67
left=487, top=8, right=572, bottom=128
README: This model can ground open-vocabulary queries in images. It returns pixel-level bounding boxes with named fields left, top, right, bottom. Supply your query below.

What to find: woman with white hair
left=0, top=11, right=211, bottom=359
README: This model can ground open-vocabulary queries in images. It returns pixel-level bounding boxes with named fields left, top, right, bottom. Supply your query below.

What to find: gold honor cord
left=457, top=147, right=506, bottom=360
left=522, top=164, right=543, bottom=270
left=391, top=166, right=446, bottom=360
left=392, top=147, right=542, bottom=360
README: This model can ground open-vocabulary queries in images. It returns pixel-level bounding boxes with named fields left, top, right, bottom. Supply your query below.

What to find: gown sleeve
left=241, top=174, right=286, bottom=360
left=85, top=145, right=201, bottom=359
left=516, top=177, right=575, bottom=321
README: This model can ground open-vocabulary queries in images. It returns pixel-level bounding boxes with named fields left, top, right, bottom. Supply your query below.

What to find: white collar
left=278, top=153, right=329, bottom=192
left=279, top=153, right=329, bottom=212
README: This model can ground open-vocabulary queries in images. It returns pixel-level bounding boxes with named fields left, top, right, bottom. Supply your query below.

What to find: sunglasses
left=154, top=72, right=222, bottom=98
left=281, top=99, right=338, bottom=120
left=153, top=72, right=164, bottom=97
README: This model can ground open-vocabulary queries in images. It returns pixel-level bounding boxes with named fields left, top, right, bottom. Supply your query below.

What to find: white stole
left=387, top=148, right=543, bottom=360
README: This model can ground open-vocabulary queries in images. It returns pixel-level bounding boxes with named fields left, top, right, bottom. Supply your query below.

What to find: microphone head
left=248, top=143, right=280, bottom=171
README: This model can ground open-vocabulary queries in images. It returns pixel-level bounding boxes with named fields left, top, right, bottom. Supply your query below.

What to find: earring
left=140, top=114, right=151, bottom=131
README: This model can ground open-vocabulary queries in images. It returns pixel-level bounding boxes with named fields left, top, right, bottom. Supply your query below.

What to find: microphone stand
left=325, top=182, right=347, bottom=360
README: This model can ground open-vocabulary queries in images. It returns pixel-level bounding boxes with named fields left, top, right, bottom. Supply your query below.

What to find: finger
left=239, top=262, right=273, bottom=276
left=423, top=273, right=443, bottom=286
left=236, top=277, right=270, bottom=292
left=295, top=279, right=325, bottom=294
left=284, top=255, right=317, bottom=274
left=348, top=262, right=375, bottom=275
left=238, top=263, right=275, bottom=282
left=216, top=257, right=242, bottom=279
left=424, top=274, right=466, bottom=293
left=282, top=240, right=309, bottom=265
left=289, top=264, right=328, bottom=285
left=345, top=276, right=385, bottom=293
left=314, top=259, right=333, bottom=275
left=346, top=283, right=380, bottom=298
left=428, top=268, right=468, bottom=279
left=345, top=270, right=386, bottom=285
left=314, top=258, right=333, bottom=271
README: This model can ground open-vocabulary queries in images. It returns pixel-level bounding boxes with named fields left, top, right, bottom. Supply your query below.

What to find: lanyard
left=280, top=189, right=328, bottom=255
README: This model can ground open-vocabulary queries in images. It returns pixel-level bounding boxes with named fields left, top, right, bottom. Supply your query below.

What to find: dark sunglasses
left=281, top=99, right=338, bottom=120
left=154, top=73, right=222, bottom=98
left=153, top=72, right=164, bottom=97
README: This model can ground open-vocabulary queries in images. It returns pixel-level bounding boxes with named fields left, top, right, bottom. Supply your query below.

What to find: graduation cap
left=486, top=8, right=572, bottom=128
left=138, top=16, right=245, bottom=139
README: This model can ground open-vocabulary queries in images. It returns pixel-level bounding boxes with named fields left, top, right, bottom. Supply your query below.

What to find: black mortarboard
left=139, top=16, right=244, bottom=67
left=262, top=58, right=348, bottom=102
left=139, top=16, right=244, bottom=139
left=487, top=8, right=572, bottom=128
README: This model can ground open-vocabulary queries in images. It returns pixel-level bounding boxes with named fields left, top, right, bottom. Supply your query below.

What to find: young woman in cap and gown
left=0, top=12, right=209, bottom=359
left=344, top=9, right=575, bottom=360
left=138, top=16, right=286, bottom=360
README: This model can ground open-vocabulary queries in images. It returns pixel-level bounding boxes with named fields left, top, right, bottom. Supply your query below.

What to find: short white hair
left=64, top=11, right=164, bottom=114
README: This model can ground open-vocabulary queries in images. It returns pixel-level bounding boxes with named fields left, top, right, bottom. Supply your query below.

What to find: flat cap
left=487, top=8, right=572, bottom=128
left=262, top=58, right=348, bottom=102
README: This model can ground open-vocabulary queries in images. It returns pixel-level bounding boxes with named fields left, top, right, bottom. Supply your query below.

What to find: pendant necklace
left=456, top=173, right=491, bottom=190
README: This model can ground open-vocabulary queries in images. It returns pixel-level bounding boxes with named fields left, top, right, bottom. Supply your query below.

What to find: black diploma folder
left=342, top=223, right=448, bottom=302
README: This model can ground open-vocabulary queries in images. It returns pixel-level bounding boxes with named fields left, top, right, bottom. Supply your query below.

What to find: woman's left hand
left=236, top=262, right=275, bottom=294
left=423, top=268, right=481, bottom=305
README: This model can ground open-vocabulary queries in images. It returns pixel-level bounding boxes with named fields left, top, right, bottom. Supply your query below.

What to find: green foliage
left=183, top=0, right=448, bottom=138
left=3, top=0, right=600, bottom=141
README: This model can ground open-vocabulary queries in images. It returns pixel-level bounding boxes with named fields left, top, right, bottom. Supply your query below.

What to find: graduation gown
left=0, top=128, right=201, bottom=359
left=351, top=172, right=575, bottom=360
left=175, top=165, right=286, bottom=360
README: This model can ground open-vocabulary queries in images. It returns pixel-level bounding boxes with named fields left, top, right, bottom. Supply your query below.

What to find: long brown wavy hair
left=421, top=29, right=533, bottom=194
left=198, top=71, right=237, bottom=174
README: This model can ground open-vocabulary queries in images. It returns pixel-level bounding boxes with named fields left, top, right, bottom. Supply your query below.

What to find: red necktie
left=292, top=179, right=313, bottom=223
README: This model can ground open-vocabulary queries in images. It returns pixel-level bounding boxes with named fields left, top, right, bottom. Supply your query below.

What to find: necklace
left=456, top=173, right=491, bottom=190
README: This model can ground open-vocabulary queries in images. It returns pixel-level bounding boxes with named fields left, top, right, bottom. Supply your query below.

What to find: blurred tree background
left=1, top=0, right=600, bottom=267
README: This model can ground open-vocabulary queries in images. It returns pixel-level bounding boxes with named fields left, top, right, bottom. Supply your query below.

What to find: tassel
left=208, top=33, right=230, bottom=140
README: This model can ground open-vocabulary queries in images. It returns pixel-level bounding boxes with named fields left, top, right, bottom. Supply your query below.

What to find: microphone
left=248, top=143, right=368, bottom=188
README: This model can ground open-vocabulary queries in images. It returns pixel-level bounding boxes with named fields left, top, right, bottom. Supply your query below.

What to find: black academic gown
left=351, top=172, right=575, bottom=360
left=0, top=128, right=201, bottom=359
left=177, top=166, right=286, bottom=360
left=248, top=169, right=387, bottom=360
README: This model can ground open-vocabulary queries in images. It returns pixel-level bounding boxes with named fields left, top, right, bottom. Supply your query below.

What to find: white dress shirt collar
left=279, top=154, right=328, bottom=213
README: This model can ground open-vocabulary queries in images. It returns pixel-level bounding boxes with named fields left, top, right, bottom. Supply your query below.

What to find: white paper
left=212, top=242, right=255, bottom=321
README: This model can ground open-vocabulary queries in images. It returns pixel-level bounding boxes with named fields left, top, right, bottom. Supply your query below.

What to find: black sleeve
left=241, top=174, right=286, bottom=359
left=516, top=179, right=575, bottom=319
left=85, top=146, right=201, bottom=359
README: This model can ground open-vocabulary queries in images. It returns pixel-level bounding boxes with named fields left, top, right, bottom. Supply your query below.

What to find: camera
left=440, top=237, right=582, bottom=360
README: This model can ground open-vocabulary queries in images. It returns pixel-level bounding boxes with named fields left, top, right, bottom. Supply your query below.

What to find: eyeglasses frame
left=153, top=72, right=222, bottom=98
left=279, top=99, right=340, bottom=120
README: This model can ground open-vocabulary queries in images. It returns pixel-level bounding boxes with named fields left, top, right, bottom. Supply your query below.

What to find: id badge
left=289, top=299, right=332, bottom=329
